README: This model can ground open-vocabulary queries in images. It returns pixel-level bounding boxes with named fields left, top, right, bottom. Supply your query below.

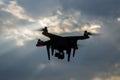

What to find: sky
left=0, top=0, right=120, bottom=80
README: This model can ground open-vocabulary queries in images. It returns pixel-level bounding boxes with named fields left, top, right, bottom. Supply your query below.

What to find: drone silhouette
left=36, top=27, right=94, bottom=62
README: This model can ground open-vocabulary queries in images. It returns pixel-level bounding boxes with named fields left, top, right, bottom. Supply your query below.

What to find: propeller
left=34, top=26, right=48, bottom=32
left=34, top=28, right=44, bottom=32
left=84, top=30, right=101, bottom=36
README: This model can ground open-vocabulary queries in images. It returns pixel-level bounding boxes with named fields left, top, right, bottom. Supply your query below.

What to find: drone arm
left=42, top=32, right=62, bottom=39
left=64, top=36, right=89, bottom=41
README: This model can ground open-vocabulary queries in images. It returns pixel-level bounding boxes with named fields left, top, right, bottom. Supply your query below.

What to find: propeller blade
left=34, top=26, right=49, bottom=32
left=34, top=28, right=43, bottom=32
left=90, top=33, right=101, bottom=36
left=85, top=31, right=101, bottom=36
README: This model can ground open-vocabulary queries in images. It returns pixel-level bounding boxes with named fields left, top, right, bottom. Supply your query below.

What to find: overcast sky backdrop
left=0, top=0, right=120, bottom=80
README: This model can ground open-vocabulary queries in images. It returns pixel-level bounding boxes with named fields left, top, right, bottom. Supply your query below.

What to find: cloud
left=117, top=18, right=120, bottom=22
left=60, top=0, right=120, bottom=18
left=92, top=62, right=120, bottom=80
left=16, top=0, right=61, bottom=18
left=0, top=9, right=101, bottom=46
left=2, top=27, right=40, bottom=46
left=2, top=0, right=35, bottom=22
left=37, top=10, right=101, bottom=34
left=93, top=77, right=102, bottom=80
left=107, top=76, right=120, bottom=80
left=92, top=76, right=120, bottom=80
left=0, top=0, right=102, bottom=47
left=0, top=0, right=120, bottom=80
left=0, top=0, right=4, bottom=5
left=81, top=24, right=101, bottom=33
left=69, top=78, right=77, bottom=80
left=16, top=39, right=24, bottom=46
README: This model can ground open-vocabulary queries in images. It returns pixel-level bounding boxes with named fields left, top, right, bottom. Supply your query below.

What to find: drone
left=36, top=27, right=95, bottom=62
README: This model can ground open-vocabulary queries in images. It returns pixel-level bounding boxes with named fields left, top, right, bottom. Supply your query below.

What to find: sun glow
left=3, top=27, right=40, bottom=46
left=1, top=10, right=101, bottom=46
left=81, top=24, right=101, bottom=33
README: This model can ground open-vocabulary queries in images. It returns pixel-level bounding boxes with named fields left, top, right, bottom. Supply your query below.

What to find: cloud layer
left=0, top=0, right=120, bottom=80
left=0, top=0, right=101, bottom=46
left=60, top=0, right=120, bottom=18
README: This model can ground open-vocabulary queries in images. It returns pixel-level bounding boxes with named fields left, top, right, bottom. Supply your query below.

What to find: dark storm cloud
left=60, top=0, right=120, bottom=18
